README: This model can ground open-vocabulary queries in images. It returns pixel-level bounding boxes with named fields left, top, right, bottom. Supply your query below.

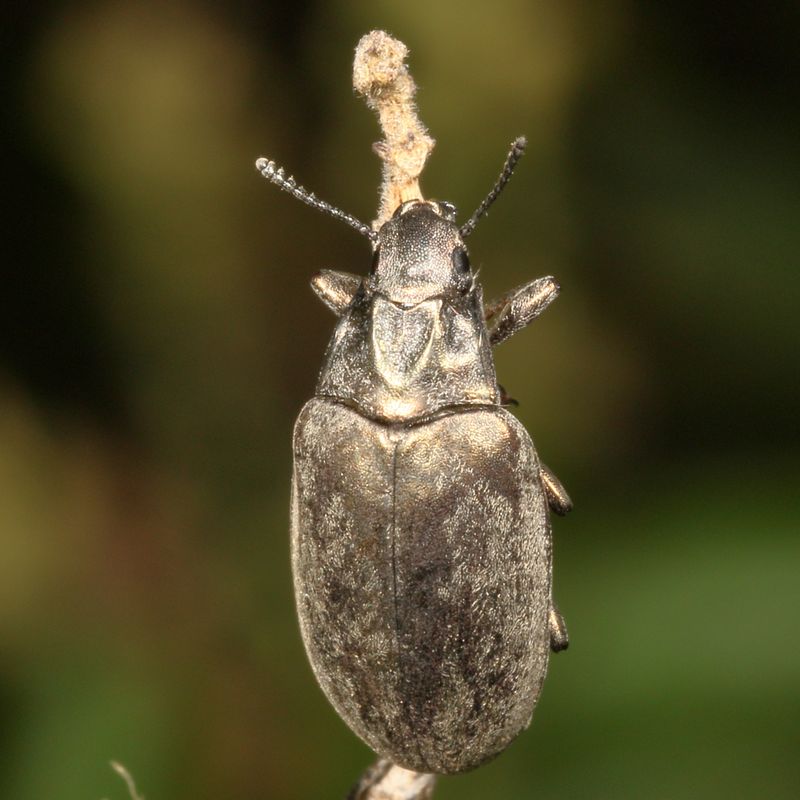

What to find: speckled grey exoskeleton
left=255, top=137, right=572, bottom=775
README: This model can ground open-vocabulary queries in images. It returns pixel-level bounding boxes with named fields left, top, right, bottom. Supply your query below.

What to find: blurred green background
left=2, top=2, right=799, bottom=798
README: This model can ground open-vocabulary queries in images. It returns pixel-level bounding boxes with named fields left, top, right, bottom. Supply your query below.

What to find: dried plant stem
left=108, top=761, right=144, bottom=800
left=347, top=30, right=440, bottom=799
left=353, top=30, right=435, bottom=229
left=348, top=758, right=437, bottom=800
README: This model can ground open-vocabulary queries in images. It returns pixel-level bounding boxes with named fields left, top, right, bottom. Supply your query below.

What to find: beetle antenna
left=459, top=137, right=527, bottom=238
left=255, top=157, right=378, bottom=243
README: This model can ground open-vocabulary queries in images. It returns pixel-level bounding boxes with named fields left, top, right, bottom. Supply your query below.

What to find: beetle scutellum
left=256, top=137, right=572, bottom=774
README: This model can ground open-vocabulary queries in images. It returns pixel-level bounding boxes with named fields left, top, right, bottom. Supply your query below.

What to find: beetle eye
left=452, top=247, right=470, bottom=275
left=439, top=201, right=457, bottom=221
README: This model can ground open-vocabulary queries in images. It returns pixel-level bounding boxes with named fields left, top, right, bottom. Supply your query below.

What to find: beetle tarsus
left=486, top=276, right=560, bottom=347
left=540, top=463, right=573, bottom=515
left=548, top=606, right=569, bottom=652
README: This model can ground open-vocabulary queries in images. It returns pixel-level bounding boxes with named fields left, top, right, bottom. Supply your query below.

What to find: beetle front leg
left=485, top=276, right=560, bottom=346
left=540, top=463, right=573, bottom=516
left=310, top=269, right=361, bottom=315
left=548, top=606, right=569, bottom=652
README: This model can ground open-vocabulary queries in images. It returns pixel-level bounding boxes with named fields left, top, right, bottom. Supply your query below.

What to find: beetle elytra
left=256, top=137, right=572, bottom=774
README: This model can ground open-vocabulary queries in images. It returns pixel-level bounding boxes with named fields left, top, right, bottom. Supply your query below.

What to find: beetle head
left=370, top=200, right=472, bottom=307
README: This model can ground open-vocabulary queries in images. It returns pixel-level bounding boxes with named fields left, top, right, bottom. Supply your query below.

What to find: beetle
left=255, top=137, right=572, bottom=774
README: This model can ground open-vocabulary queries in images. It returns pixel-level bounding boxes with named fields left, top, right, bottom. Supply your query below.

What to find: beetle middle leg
left=540, top=463, right=573, bottom=516
left=485, top=276, right=560, bottom=346
left=548, top=606, right=569, bottom=652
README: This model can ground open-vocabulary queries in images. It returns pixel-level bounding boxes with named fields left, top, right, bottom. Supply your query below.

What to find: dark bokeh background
left=2, top=2, right=799, bottom=798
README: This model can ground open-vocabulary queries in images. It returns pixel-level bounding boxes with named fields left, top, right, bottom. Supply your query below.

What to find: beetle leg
left=485, top=276, right=560, bottom=346
left=310, top=269, right=361, bottom=315
left=497, top=383, right=519, bottom=406
left=540, top=462, right=573, bottom=515
left=549, top=606, right=569, bottom=652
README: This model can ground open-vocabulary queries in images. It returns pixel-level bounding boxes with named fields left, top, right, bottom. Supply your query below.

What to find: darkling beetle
left=255, top=137, right=572, bottom=774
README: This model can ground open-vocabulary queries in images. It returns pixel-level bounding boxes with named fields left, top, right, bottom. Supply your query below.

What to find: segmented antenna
left=459, top=137, right=527, bottom=238
left=255, top=157, right=378, bottom=242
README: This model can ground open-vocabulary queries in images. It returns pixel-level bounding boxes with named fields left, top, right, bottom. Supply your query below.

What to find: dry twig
left=345, top=29, right=441, bottom=800
left=353, top=30, right=436, bottom=229
left=348, top=758, right=437, bottom=800
left=107, top=761, right=144, bottom=800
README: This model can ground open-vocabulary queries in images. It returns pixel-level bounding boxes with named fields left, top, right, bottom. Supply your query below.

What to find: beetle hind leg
left=548, top=606, right=569, bottom=652
left=540, top=463, right=573, bottom=515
